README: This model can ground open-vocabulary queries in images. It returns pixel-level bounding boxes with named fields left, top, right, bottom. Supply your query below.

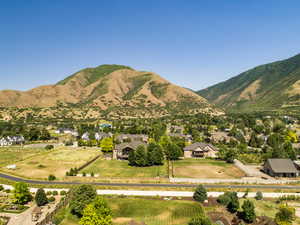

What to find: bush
left=217, top=192, right=239, bottom=213
left=52, top=191, right=58, bottom=196
left=35, top=188, right=48, bottom=206
left=83, top=172, right=86, bottom=177
left=4, top=189, right=11, bottom=193
left=46, top=191, right=52, bottom=195
left=48, top=174, right=56, bottom=181
left=275, top=204, right=296, bottom=225
left=91, top=172, right=94, bottom=177
left=48, top=196, right=55, bottom=202
left=241, top=200, right=256, bottom=223
left=188, top=216, right=212, bottom=225
left=45, top=145, right=54, bottom=150
left=255, top=191, right=263, bottom=200
left=0, top=185, right=4, bottom=191
left=60, top=190, right=67, bottom=195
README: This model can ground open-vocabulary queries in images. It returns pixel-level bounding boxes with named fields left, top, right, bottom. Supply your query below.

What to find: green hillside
left=197, top=53, right=300, bottom=113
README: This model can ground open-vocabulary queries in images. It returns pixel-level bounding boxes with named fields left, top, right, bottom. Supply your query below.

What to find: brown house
left=263, top=159, right=299, bottom=177
left=113, top=141, right=147, bottom=160
left=183, top=142, right=218, bottom=158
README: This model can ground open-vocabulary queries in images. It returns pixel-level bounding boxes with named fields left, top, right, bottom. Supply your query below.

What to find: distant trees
left=13, top=182, right=32, bottom=205
left=217, top=146, right=237, bottom=163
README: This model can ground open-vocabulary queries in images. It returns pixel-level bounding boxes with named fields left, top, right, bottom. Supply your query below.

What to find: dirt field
left=173, top=159, right=245, bottom=179
left=1, top=147, right=100, bottom=179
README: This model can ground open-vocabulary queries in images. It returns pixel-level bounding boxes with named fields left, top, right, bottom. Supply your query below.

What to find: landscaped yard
left=58, top=197, right=203, bottom=225
left=173, top=158, right=245, bottom=179
left=82, top=158, right=168, bottom=178
left=1, top=147, right=100, bottom=179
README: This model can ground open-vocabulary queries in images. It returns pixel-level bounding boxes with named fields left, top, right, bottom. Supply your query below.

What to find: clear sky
left=1, top=0, right=300, bottom=91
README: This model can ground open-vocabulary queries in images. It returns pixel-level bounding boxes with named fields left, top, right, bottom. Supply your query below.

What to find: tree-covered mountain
left=0, top=64, right=221, bottom=119
left=197, top=53, right=300, bottom=113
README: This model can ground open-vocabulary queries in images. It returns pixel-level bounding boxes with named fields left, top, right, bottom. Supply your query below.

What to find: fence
left=77, top=154, right=101, bottom=171
left=35, top=196, right=70, bottom=225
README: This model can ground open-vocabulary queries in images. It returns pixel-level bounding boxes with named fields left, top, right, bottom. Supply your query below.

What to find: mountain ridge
left=197, top=53, right=300, bottom=113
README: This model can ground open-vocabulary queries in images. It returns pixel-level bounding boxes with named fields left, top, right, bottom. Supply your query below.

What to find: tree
left=248, top=132, right=259, bottom=148
left=227, top=193, right=239, bottom=213
left=134, top=145, right=147, bottom=166
left=70, top=184, right=97, bottom=217
left=48, top=174, right=56, bottom=181
left=188, top=216, right=212, bottom=225
left=13, top=182, right=32, bottom=205
left=241, top=200, right=256, bottom=223
left=275, top=205, right=296, bottom=225
left=193, top=185, right=207, bottom=203
left=79, top=196, right=112, bottom=225
left=35, top=188, right=48, bottom=206
left=147, top=142, right=164, bottom=166
left=100, top=138, right=113, bottom=152
left=128, top=150, right=136, bottom=166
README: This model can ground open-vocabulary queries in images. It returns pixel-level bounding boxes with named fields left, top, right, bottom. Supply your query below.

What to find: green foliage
left=69, top=184, right=97, bottom=217
left=241, top=200, right=256, bottom=223
left=35, top=188, right=48, bottom=206
left=217, top=146, right=237, bottom=163
left=45, top=144, right=54, bottom=150
left=100, top=137, right=113, bottom=152
left=193, top=185, right=207, bottom=203
left=79, top=196, right=112, bottom=225
left=48, top=174, right=56, bottom=181
left=255, top=191, right=263, bottom=200
left=13, top=182, right=32, bottom=205
left=217, top=192, right=239, bottom=213
left=147, top=142, right=164, bottom=166
left=275, top=204, right=296, bottom=225
left=133, top=145, right=148, bottom=167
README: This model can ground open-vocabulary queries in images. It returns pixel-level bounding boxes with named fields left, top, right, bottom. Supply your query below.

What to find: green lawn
left=59, top=197, right=203, bottom=225
left=82, top=159, right=168, bottom=178
left=173, top=158, right=245, bottom=179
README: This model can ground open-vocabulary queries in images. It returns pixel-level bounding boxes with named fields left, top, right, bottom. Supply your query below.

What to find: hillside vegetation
left=198, top=53, right=300, bottom=113
left=0, top=64, right=221, bottom=119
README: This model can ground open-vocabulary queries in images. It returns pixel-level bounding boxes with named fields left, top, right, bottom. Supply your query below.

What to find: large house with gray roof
left=263, top=158, right=299, bottom=177
left=183, top=142, right=218, bottom=158
left=113, top=141, right=147, bottom=160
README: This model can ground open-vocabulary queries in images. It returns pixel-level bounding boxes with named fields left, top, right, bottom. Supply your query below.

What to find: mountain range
left=197, top=53, right=300, bottom=113
left=0, top=65, right=220, bottom=119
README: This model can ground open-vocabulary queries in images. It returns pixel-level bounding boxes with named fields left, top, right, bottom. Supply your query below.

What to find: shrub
left=0, top=185, right=4, bottom=191
left=193, top=185, right=207, bottom=203
left=48, top=174, right=56, bottom=181
left=46, top=191, right=52, bottom=195
left=275, top=204, right=296, bottom=225
left=255, top=191, right=263, bottom=200
left=45, top=145, right=54, bottom=150
left=83, top=172, right=86, bottom=177
left=13, top=182, right=32, bottom=205
left=52, top=191, right=58, bottom=196
left=60, top=190, right=67, bottom=195
left=48, top=196, right=55, bottom=202
left=35, top=188, right=48, bottom=206
left=91, top=172, right=94, bottom=177
left=241, top=200, right=256, bottom=223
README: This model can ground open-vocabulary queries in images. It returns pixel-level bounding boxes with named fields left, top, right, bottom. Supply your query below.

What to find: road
left=1, top=172, right=300, bottom=190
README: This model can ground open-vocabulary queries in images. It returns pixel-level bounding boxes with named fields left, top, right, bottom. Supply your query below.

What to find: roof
left=266, top=159, right=298, bottom=173
left=184, top=142, right=218, bottom=152
left=115, top=141, right=147, bottom=151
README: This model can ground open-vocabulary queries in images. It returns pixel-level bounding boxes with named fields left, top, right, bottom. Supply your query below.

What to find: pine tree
left=134, top=145, right=147, bottom=167
left=193, top=185, right=207, bottom=203
left=128, top=150, right=136, bottom=166
left=242, top=200, right=256, bottom=223
left=35, top=188, right=48, bottom=206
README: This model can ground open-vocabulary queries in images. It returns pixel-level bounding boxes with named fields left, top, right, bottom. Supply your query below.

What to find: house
left=6, top=164, right=16, bottom=170
left=95, top=132, right=113, bottom=141
left=263, top=158, right=299, bottom=177
left=116, top=134, right=148, bottom=143
left=0, top=136, right=25, bottom=147
left=183, top=142, right=218, bottom=158
left=113, top=141, right=147, bottom=160
left=81, top=132, right=90, bottom=141
left=55, top=128, right=78, bottom=136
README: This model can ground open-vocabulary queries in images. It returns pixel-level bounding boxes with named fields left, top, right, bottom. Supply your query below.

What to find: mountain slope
left=197, top=53, right=300, bottom=112
left=0, top=65, right=221, bottom=118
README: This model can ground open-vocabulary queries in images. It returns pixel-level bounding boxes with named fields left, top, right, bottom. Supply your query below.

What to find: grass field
left=173, top=158, right=245, bottom=179
left=82, top=159, right=168, bottom=178
left=59, top=197, right=203, bottom=225
left=0, top=147, right=44, bottom=167
left=1, top=147, right=100, bottom=179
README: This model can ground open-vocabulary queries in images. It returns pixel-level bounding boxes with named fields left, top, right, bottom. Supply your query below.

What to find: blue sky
left=1, top=0, right=300, bottom=91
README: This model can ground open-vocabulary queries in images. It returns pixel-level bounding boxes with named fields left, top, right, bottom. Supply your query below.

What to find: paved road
left=1, top=172, right=300, bottom=190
